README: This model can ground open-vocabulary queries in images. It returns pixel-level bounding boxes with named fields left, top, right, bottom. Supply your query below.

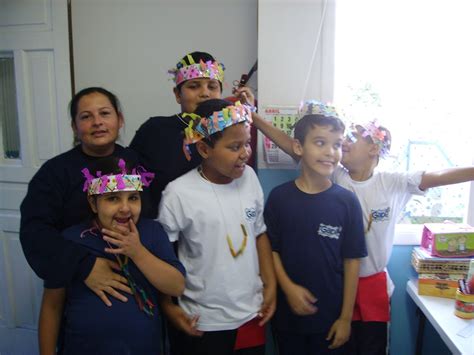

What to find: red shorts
left=234, top=317, right=266, bottom=350
left=352, top=271, right=390, bottom=322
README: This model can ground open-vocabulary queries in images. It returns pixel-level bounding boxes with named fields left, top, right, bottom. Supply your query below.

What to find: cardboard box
left=411, top=247, right=471, bottom=274
left=418, top=273, right=464, bottom=299
left=421, top=223, right=474, bottom=258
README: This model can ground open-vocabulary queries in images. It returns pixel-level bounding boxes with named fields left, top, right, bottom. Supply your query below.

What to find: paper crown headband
left=168, top=55, right=225, bottom=86
left=81, top=159, right=155, bottom=196
left=297, top=99, right=343, bottom=120
left=349, top=120, right=391, bottom=158
left=180, top=101, right=253, bottom=161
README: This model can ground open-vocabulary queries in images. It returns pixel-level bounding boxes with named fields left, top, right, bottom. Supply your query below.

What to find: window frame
left=323, top=0, right=474, bottom=245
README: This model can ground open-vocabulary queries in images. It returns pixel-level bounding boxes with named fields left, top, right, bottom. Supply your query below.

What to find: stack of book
left=411, top=246, right=471, bottom=299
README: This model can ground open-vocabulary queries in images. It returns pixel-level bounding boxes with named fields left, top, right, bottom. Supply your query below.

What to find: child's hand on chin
left=102, top=219, right=144, bottom=259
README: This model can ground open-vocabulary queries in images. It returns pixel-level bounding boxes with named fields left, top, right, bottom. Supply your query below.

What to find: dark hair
left=294, top=114, right=346, bottom=144
left=380, top=126, right=392, bottom=153
left=88, top=156, right=135, bottom=177
left=69, top=87, right=122, bottom=124
left=194, top=98, right=234, bottom=147
left=175, top=51, right=223, bottom=93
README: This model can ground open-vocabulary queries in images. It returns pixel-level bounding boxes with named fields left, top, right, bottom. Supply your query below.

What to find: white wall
left=71, top=0, right=258, bottom=145
left=258, top=0, right=335, bottom=107
left=257, top=0, right=335, bottom=168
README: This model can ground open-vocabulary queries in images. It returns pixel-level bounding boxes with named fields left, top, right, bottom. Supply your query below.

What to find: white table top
left=406, top=279, right=474, bottom=355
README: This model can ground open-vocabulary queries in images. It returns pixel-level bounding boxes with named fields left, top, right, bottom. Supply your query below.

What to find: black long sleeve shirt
left=20, top=144, right=139, bottom=286
left=129, top=115, right=201, bottom=217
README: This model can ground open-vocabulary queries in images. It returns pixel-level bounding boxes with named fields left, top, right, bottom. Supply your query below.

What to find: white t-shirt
left=332, top=166, right=424, bottom=294
left=158, top=166, right=266, bottom=331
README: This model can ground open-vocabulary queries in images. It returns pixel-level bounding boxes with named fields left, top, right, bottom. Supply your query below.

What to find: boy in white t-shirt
left=158, top=99, right=276, bottom=355
left=334, top=121, right=474, bottom=354
left=256, top=111, right=474, bottom=354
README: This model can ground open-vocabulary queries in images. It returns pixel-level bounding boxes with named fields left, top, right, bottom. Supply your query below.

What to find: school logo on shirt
left=245, top=207, right=257, bottom=222
left=317, top=223, right=342, bottom=240
left=370, top=207, right=390, bottom=223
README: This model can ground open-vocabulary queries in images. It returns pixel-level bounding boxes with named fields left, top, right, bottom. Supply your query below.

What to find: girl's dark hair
left=294, top=114, right=346, bottom=144
left=88, top=156, right=136, bottom=177
left=175, top=51, right=223, bottom=93
left=69, top=87, right=122, bottom=124
left=194, top=98, right=234, bottom=147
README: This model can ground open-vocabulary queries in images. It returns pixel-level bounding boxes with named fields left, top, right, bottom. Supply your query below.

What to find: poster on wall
left=261, top=106, right=299, bottom=168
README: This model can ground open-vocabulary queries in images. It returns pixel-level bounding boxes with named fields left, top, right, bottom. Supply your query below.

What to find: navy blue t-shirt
left=264, top=181, right=367, bottom=334
left=58, top=218, right=184, bottom=355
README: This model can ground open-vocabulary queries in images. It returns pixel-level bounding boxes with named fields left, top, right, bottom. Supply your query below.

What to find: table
left=406, top=279, right=474, bottom=355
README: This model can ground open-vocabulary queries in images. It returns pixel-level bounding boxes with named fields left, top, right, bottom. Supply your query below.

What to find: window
left=333, top=0, right=474, bottom=224
left=0, top=54, right=21, bottom=159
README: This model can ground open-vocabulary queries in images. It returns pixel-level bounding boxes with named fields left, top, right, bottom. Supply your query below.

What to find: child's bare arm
left=272, top=251, right=317, bottom=316
left=252, top=112, right=298, bottom=160
left=103, top=220, right=185, bottom=297
left=256, top=233, right=277, bottom=325
left=327, top=258, right=360, bottom=349
left=158, top=294, right=203, bottom=337
left=419, top=167, right=474, bottom=191
left=39, top=288, right=66, bottom=355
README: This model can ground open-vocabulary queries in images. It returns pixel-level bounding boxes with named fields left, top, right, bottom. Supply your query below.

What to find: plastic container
left=454, top=289, right=474, bottom=319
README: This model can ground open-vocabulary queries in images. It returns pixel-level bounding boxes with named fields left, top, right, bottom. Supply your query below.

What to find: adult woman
left=20, top=87, right=137, bottom=304
left=130, top=51, right=256, bottom=217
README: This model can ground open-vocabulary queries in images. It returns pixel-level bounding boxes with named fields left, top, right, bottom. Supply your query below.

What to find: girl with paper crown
left=158, top=99, right=276, bottom=355
left=39, top=156, right=185, bottom=355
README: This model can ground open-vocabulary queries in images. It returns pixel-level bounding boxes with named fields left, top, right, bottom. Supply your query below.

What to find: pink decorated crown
left=81, top=159, right=154, bottom=196
left=168, top=55, right=225, bottom=86
left=297, top=100, right=343, bottom=120
left=356, top=119, right=391, bottom=158
left=179, top=101, right=253, bottom=161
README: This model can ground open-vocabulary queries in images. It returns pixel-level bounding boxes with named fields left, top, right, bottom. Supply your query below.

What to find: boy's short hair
left=294, top=114, right=345, bottom=144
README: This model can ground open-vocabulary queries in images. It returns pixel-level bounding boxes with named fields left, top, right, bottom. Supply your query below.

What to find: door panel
left=0, top=0, right=71, bottom=353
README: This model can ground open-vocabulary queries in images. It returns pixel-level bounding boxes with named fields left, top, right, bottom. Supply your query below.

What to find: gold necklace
left=198, top=166, right=248, bottom=258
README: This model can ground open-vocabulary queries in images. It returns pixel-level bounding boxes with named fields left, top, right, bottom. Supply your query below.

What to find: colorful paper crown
left=353, top=120, right=391, bottom=158
left=81, top=159, right=155, bottom=196
left=180, top=101, right=253, bottom=161
left=168, top=55, right=225, bottom=86
left=297, top=100, right=343, bottom=120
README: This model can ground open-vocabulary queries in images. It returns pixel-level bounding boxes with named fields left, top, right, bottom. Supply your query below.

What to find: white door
left=0, top=0, right=72, bottom=353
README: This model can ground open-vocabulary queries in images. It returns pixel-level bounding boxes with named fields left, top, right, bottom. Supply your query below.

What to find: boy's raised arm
left=256, top=233, right=277, bottom=325
left=419, top=166, right=474, bottom=191
left=327, top=258, right=360, bottom=349
left=252, top=112, right=298, bottom=160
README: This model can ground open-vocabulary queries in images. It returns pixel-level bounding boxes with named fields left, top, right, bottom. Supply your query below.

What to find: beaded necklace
left=82, top=221, right=155, bottom=316
left=197, top=165, right=248, bottom=258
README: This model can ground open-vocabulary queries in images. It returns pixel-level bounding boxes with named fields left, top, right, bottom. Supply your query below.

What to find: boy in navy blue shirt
left=264, top=101, right=367, bottom=354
